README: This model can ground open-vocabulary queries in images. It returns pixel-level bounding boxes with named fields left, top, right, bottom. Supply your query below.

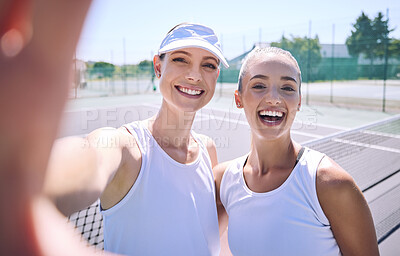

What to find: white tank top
left=220, top=147, right=341, bottom=256
left=101, top=121, right=220, bottom=256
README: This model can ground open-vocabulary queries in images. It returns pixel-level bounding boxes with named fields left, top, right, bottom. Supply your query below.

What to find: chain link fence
left=71, top=44, right=400, bottom=112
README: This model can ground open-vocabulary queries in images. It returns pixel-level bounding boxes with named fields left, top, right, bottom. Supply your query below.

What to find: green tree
left=91, top=61, right=115, bottom=78
left=346, top=12, right=395, bottom=78
left=346, top=12, right=375, bottom=60
left=276, top=35, right=291, bottom=50
left=271, top=35, right=321, bottom=82
left=388, top=39, right=400, bottom=57
left=372, top=12, right=393, bottom=59
left=123, top=64, right=139, bottom=77
left=138, top=60, right=153, bottom=74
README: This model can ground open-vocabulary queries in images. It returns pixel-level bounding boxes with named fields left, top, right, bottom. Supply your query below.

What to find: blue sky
left=76, top=0, right=400, bottom=65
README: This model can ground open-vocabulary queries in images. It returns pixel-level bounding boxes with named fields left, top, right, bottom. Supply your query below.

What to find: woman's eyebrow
left=203, top=56, right=219, bottom=64
left=249, top=74, right=268, bottom=81
left=281, top=76, right=297, bottom=83
left=170, top=51, right=219, bottom=64
left=170, top=50, right=191, bottom=56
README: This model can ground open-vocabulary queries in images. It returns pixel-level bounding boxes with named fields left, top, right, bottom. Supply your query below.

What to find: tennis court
left=63, top=92, right=400, bottom=255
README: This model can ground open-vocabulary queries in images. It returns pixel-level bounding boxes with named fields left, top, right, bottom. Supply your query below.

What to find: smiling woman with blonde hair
left=44, top=23, right=229, bottom=256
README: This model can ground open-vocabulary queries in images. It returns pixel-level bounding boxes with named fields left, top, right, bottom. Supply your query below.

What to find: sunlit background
left=70, top=0, right=400, bottom=113
left=76, top=0, right=400, bottom=64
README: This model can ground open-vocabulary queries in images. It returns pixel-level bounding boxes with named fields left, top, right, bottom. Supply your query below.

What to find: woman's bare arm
left=213, top=161, right=231, bottom=236
left=317, top=156, right=379, bottom=256
left=43, top=127, right=139, bottom=216
left=0, top=0, right=102, bottom=254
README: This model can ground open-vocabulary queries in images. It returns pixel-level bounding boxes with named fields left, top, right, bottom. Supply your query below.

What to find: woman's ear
left=297, top=97, right=302, bottom=111
left=234, top=90, right=243, bottom=108
left=153, top=55, right=162, bottom=78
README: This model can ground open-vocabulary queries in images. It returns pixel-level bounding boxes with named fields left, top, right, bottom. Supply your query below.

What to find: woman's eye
left=203, top=63, right=217, bottom=70
left=252, top=84, right=265, bottom=89
left=282, top=86, right=295, bottom=92
left=172, top=57, right=187, bottom=63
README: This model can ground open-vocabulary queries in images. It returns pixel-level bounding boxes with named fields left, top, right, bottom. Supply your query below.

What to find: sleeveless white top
left=101, top=121, right=220, bottom=256
left=220, top=147, right=341, bottom=256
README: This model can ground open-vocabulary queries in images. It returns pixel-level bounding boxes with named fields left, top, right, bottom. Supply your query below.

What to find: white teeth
left=178, top=87, right=202, bottom=95
left=259, top=110, right=283, bottom=117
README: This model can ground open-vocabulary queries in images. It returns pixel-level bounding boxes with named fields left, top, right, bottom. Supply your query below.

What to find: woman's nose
left=185, top=67, right=202, bottom=83
left=264, top=88, right=281, bottom=105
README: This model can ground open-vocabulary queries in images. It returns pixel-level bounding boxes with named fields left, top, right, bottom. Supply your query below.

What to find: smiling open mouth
left=258, top=110, right=285, bottom=124
left=175, top=86, right=204, bottom=97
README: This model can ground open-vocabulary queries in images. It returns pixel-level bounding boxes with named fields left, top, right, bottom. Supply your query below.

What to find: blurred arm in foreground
left=0, top=0, right=118, bottom=254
